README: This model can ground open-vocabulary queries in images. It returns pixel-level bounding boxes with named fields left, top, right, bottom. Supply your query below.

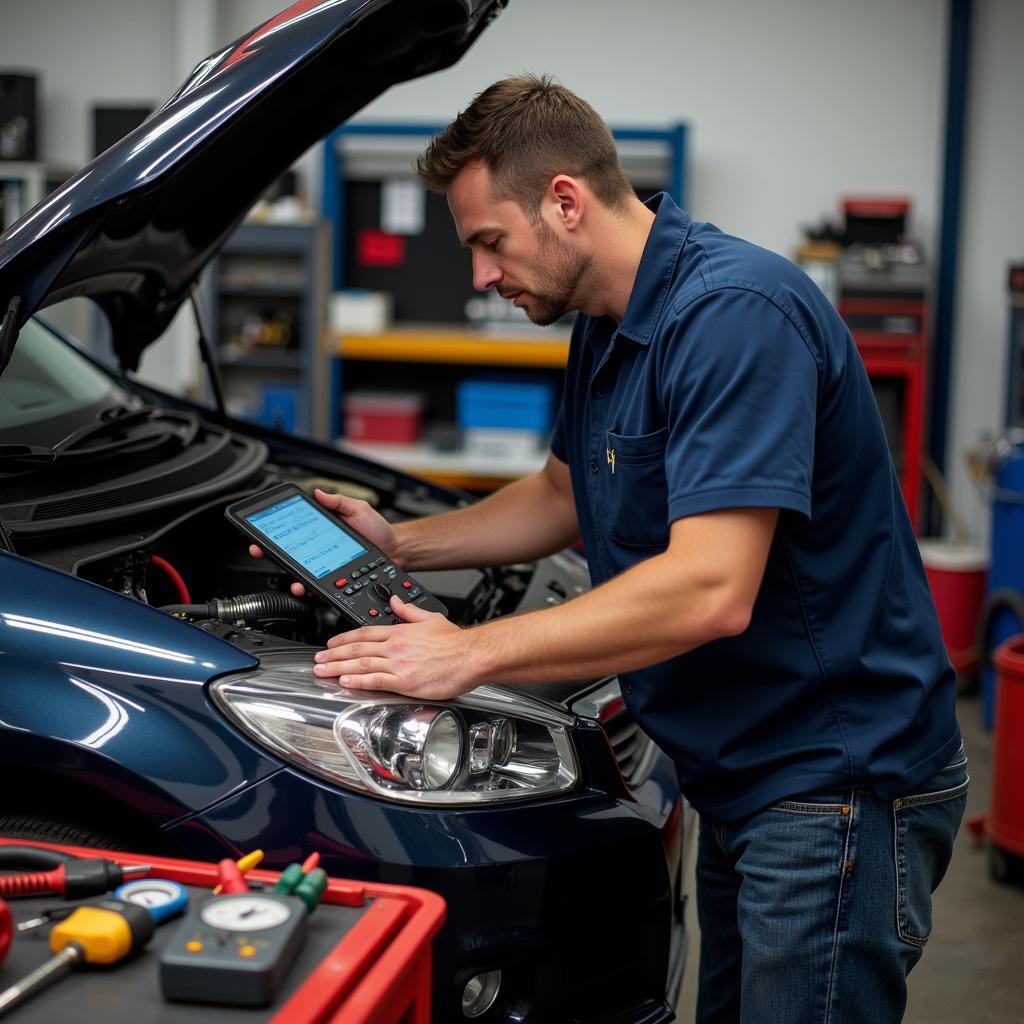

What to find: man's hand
left=249, top=487, right=400, bottom=596
left=313, top=596, right=479, bottom=700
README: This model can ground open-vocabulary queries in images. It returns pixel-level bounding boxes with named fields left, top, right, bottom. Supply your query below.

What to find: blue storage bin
left=456, top=379, right=554, bottom=433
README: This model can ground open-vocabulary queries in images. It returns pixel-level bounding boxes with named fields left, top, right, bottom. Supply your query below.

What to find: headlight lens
left=209, top=656, right=578, bottom=805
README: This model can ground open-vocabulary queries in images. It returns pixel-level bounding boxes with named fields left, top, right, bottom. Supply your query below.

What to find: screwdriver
left=0, top=897, right=154, bottom=1018
left=0, top=855, right=150, bottom=899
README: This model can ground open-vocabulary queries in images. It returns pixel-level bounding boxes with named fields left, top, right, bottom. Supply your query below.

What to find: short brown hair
left=415, top=75, right=633, bottom=218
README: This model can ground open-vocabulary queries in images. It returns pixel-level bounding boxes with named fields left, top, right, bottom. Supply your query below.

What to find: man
left=267, top=76, right=967, bottom=1022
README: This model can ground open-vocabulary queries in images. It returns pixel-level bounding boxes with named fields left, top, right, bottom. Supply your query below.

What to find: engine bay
left=7, top=443, right=589, bottom=651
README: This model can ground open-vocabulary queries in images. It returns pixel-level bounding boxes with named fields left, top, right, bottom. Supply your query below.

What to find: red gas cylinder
left=986, top=636, right=1024, bottom=881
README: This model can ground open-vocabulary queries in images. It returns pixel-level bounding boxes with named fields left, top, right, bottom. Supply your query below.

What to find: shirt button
left=622, top=682, right=633, bottom=693
left=590, top=460, right=599, bottom=473
left=594, top=388, right=605, bottom=399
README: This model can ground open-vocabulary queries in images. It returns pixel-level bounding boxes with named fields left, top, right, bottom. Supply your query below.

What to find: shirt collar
left=615, top=192, right=691, bottom=347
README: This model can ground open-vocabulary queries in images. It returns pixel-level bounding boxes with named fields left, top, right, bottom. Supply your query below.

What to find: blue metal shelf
left=319, top=121, right=687, bottom=457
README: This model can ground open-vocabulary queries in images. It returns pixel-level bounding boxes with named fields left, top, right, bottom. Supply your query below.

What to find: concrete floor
left=676, top=692, right=1024, bottom=1022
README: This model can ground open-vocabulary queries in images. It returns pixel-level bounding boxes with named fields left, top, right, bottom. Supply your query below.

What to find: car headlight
left=209, top=654, right=578, bottom=805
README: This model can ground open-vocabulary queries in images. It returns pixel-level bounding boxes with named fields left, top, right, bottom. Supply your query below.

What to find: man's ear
left=547, top=175, right=584, bottom=232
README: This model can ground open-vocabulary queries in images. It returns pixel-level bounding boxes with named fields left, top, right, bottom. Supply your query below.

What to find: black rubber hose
left=159, top=591, right=314, bottom=623
left=975, top=587, right=1024, bottom=672
left=0, top=845, right=71, bottom=869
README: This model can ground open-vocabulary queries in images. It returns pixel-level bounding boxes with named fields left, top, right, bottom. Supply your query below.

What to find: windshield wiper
left=0, top=406, right=198, bottom=466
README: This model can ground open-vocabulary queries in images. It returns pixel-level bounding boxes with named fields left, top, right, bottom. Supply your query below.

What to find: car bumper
left=165, top=756, right=688, bottom=1023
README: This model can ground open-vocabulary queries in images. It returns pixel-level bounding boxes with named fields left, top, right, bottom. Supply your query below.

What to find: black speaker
left=92, top=105, right=152, bottom=158
left=0, top=73, right=38, bottom=161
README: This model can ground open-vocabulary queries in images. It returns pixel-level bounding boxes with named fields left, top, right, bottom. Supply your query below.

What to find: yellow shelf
left=327, top=325, right=570, bottom=368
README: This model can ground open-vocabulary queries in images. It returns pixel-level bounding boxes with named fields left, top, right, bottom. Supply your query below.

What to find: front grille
left=604, top=706, right=658, bottom=787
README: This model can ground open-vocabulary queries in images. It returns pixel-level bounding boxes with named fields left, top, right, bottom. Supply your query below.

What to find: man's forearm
left=392, top=461, right=580, bottom=571
left=458, top=548, right=735, bottom=685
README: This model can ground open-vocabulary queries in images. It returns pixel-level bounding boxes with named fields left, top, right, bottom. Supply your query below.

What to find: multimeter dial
left=199, top=895, right=293, bottom=932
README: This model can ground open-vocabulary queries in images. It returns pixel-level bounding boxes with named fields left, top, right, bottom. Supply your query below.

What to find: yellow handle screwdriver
left=0, top=897, right=154, bottom=1017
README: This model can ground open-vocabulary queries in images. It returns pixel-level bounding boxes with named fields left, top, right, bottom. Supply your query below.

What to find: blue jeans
left=695, top=747, right=969, bottom=1024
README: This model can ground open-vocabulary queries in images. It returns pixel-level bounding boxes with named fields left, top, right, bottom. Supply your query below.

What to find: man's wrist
left=389, top=520, right=415, bottom=571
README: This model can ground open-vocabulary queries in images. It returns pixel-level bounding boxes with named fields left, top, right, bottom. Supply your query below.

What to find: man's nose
left=472, top=253, right=501, bottom=292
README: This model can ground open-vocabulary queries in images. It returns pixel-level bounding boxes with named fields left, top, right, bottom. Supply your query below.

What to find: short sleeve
left=661, top=287, right=818, bottom=523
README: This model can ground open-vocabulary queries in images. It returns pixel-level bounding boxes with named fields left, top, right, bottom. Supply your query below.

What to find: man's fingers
left=338, top=672, right=396, bottom=690
left=290, top=581, right=307, bottom=597
left=324, top=626, right=392, bottom=649
left=249, top=544, right=264, bottom=559
left=314, top=656, right=391, bottom=678
left=389, top=595, right=434, bottom=622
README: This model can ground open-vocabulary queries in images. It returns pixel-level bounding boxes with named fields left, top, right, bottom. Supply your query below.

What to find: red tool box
left=0, top=839, right=445, bottom=1023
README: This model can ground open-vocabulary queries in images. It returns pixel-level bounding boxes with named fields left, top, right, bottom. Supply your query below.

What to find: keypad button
left=402, top=580, right=413, bottom=589
left=369, top=573, right=379, bottom=580
left=343, top=587, right=354, bottom=595
left=368, top=608, right=379, bottom=618
left=352, top=581, right=362, bottom=591
left=351, top=570, right=361, bottom=579
left=409, top=587, right=422, bottom=598
left=335, top=579, right=346, bottom=588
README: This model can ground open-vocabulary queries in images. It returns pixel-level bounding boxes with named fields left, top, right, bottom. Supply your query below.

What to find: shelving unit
left=330, top=325, right=569, bottom=489
left=320, top=122, right=685, bottom=490
left=0, top=161, right=73, bottom=232
left=207, top=220, right=330, bottom=439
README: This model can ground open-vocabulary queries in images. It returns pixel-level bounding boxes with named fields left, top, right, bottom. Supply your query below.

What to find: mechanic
left=272, top=76, right=966, bottom=1022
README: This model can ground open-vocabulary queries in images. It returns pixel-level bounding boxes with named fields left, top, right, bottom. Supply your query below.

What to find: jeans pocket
left=893, top=755, right=969, bottom=947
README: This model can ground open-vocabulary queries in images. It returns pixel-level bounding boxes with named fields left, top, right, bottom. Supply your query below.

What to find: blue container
left=457, top=379, right=554, bottom=433
left=982, top=442, right=1024, bottom=728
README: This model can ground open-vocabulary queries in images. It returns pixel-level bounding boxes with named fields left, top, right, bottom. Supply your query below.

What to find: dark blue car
left=0, top=2, right=692, bottom=1020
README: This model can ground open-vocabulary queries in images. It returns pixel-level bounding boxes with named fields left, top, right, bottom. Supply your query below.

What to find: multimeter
left=225, top=483, right=447, bottom=627
left=159, top=892, right=307, bottom=1006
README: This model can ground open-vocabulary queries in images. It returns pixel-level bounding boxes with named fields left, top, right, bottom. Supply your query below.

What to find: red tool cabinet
left=839, top=295, right=928, bottom=532
left=0, top=839, right=446, bottom=1024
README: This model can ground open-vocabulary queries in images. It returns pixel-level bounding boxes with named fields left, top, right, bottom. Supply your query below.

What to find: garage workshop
left=0, top=1, right=1021, bottom=1022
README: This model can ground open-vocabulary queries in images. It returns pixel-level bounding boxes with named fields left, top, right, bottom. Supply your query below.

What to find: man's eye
left=486, top=239, right=500, bottom=252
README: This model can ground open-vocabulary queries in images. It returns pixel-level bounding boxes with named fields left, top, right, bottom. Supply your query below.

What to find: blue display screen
left=245, top=494, right=367, bottom=579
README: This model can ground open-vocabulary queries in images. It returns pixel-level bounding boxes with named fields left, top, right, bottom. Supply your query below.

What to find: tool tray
left=0, top=840, right=445, bottom=1024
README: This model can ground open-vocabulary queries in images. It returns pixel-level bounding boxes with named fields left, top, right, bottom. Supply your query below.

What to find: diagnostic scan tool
left=226, top=483, right=447, bottom=627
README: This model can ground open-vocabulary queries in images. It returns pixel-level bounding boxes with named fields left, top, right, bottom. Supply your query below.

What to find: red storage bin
left=988, top=638, right=1024, bottom=862
left=344, top=391, right=424, bottom=444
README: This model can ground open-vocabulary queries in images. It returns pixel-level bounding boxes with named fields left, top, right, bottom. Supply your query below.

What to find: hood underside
left=0, top=0, right=504, bottom=375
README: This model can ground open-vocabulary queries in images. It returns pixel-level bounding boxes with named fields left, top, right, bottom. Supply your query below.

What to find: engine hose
left=160, top=591, right=314, bottom=623
left=975, top=587, right=1024, bottom=672
left=0, top=846, right=72, bottom=869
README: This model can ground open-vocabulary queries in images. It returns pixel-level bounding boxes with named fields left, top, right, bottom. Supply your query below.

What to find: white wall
left=1, top=0, right=1018, bottom=541
left=0, top=0, right=176, bottom=167
left=949, top=0, right=1024, bottom=543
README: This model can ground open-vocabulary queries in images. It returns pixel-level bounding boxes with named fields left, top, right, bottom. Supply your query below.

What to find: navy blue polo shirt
left=551, top=194, right=960, bottom=823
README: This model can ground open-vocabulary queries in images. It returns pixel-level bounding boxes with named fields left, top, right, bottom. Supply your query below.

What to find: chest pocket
left=602, top=426, right=670, bottom=549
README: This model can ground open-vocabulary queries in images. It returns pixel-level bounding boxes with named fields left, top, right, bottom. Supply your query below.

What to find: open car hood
left=0, top=0, right=505, bottom=376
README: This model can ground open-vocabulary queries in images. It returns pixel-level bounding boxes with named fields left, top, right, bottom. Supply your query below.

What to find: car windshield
left=0, top=317, right=123, bottom=432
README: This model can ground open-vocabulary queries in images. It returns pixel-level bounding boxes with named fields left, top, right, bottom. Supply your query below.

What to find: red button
left=368, top=609, right=379, bottom=617
left=335, top=578, right=347, bottom=588
left=402, top=581, right=412, bottom=589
